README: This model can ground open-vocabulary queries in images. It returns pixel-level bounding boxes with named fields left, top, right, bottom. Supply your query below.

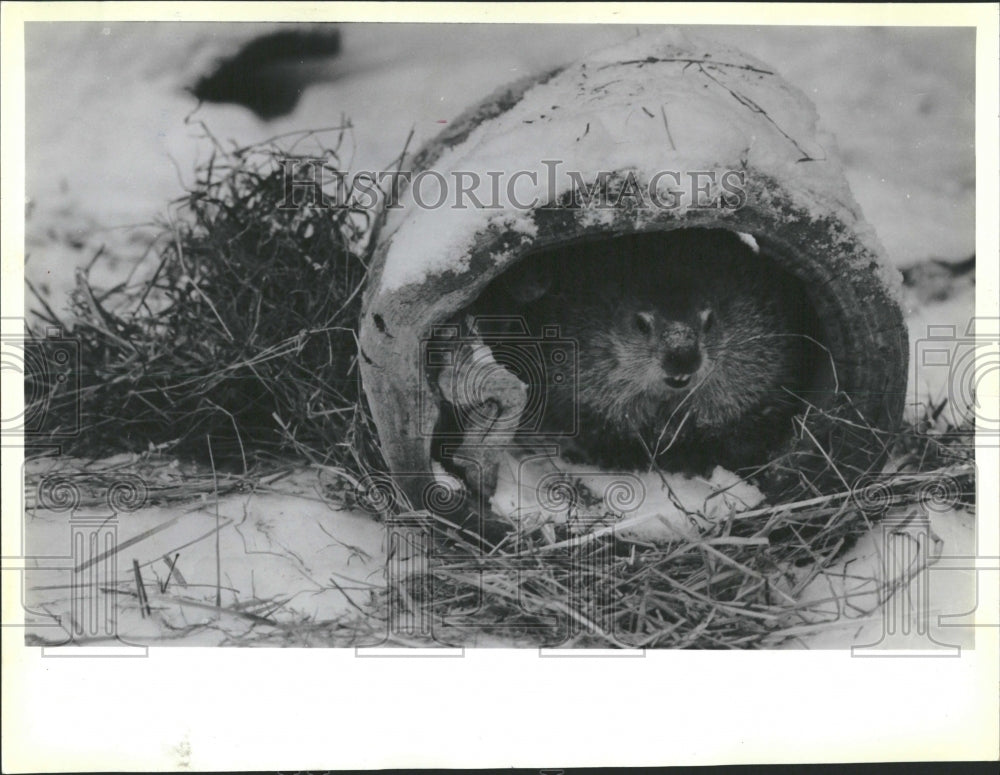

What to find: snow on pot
left=358, top=30, right=908, bottom=535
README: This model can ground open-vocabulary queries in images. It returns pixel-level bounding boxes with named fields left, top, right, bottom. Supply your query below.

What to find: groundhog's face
left=605, top=296, right=714, bottom=402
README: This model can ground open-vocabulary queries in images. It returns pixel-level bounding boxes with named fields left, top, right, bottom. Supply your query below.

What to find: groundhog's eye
left=634, top=312, right=655, bottom=336
left=700, top=309, right=714, bottom=333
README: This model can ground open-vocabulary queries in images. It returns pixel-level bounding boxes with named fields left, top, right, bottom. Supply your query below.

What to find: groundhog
left=493, top=229, right=813, bottom=474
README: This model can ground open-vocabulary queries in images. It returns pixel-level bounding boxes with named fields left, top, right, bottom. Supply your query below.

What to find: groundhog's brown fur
left=508, top=229, right=813, bottom=473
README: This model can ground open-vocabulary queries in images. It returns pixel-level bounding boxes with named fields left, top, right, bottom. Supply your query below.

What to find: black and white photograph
left=3, top=2, right=997, bottom=770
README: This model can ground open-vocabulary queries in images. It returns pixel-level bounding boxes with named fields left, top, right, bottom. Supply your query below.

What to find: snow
left=707, top=26, right=976, bottom=267
left=24, top=25, right=974, bottom=307
left=382, top=207, right=539, bottom=290
left=783, top=506, right=978, bottom=651
left=23, top=462, right=386, bottom=646
left=21, top=449, right=976, bottom=651
left=903, top=278, right=979, bottom=416
left=490, top=451, right=765, bottom=543
left=736, top=231, right=760, bottom=253
left=25, top=23, right=652, bottom=306
left=378, top=29, right=876, bottom=292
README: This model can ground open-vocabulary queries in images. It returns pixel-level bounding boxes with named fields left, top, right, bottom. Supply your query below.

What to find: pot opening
left=427, top=227, right=828, bottom=485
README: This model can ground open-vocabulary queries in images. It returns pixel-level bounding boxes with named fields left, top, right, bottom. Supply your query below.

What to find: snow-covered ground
left=19, top=456, right=978, bottom=652
left=18, top=23, right=979, bottom=651
left=21, top=457, right=388, bottom=647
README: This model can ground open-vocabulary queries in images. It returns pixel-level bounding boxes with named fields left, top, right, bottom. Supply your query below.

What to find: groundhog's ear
left=501, top=260, right=554, bottom=304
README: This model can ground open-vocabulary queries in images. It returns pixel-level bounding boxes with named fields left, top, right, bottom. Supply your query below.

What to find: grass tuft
left=378, top=401, right=974, bottom=649
left=29, top=126, right=385, bottom=477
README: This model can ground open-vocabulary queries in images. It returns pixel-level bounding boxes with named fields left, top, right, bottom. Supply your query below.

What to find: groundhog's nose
left=662, top=347, right=702, bottom=381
